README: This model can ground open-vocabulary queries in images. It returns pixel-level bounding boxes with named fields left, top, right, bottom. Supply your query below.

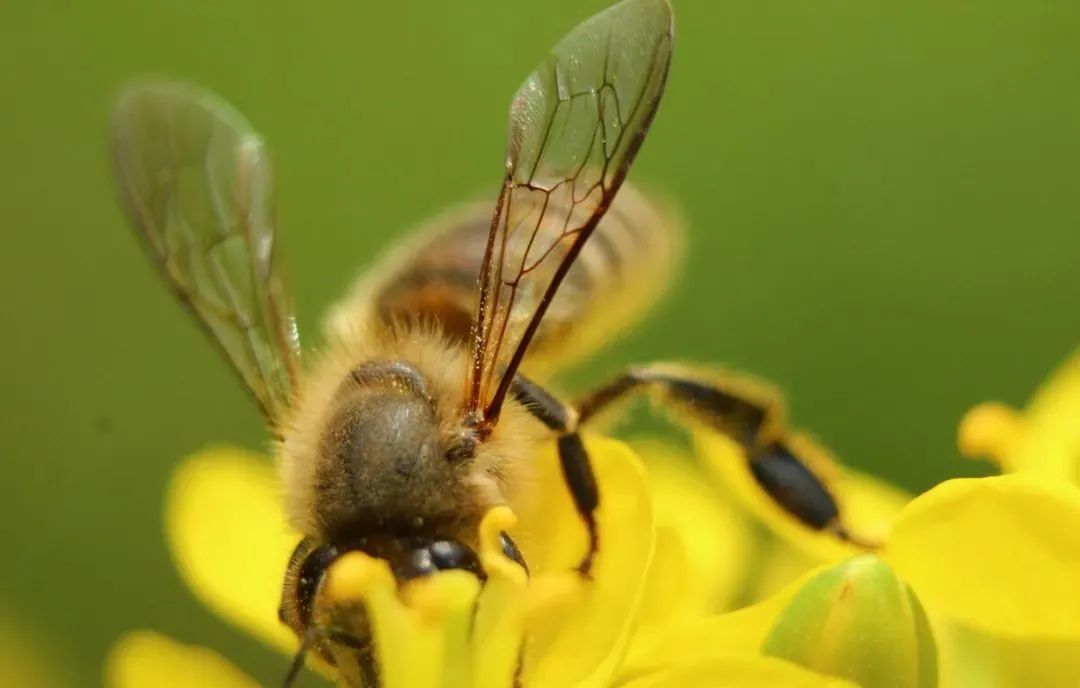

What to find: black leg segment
left=557, top=433, right=600, bottom=574
left=576, top=365, right=782, bottom=448
left=511, top=374, right=600, bottom=573
left=574, top=363, right=862, bottom=545
left=511, top=374, right=573, bottom=432
left=749, top=441, right=839, bottom=530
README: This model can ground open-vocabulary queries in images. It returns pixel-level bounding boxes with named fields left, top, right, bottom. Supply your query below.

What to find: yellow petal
left=103, top=631, right=258, bottom=688
left=696, top=430, right=907, bottom=566
left=885, top=474, right=1080, bottom=638
left=617, top=655, right=858, bottom=688
left=165, top=446, right=298, bottom=653
left=631, top=438, right=753, bottom=632
left=518, top=436, right=655, bottom=688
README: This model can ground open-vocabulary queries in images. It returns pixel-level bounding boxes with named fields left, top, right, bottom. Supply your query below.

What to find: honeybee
left=109, top=0, right=860, bottom=684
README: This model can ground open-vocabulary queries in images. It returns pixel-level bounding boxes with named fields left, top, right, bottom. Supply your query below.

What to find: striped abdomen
left=332, top=183, right=681, bottom=375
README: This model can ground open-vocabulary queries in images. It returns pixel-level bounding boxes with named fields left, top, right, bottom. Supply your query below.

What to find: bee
left=109, top=0, right=861, bottom=684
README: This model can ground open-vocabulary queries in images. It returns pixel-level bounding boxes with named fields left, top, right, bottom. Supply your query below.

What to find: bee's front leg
left=510, top=376, right=598, bottom=575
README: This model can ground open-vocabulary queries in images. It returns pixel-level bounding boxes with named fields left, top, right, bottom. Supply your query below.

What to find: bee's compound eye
left=429, top=540, right=476, bottom=570
left=399, top=539, right=482, bottom=581
left=281, top=538, right=341, bottom=635
left=499, top=532, right=529, bottom=574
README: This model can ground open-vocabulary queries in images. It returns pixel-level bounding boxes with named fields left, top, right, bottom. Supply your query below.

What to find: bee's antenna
left=283, top=628, right=316, bottom=688
left=282, top=625, right=371, bottom=688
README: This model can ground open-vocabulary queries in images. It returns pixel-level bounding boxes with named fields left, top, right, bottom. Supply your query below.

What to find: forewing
left=467, top=0, right=674, bottom=421
left=109, top=83, right=300, bottom=422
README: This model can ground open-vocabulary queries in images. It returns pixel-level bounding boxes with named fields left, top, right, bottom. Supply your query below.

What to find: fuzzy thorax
left=276, top=322, right=544, bottom=544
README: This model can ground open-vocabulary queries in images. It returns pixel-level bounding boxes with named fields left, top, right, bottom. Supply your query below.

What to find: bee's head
left=310, top=360, right=479, bottom=539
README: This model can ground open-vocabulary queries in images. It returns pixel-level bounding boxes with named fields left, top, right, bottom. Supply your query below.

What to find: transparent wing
left=109, top=82, right=300, bottom=422
left=466, top=0, right=674, bottom=423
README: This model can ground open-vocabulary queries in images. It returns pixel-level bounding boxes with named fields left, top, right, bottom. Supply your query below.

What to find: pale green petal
left=762, top=555, right=937, bottom=688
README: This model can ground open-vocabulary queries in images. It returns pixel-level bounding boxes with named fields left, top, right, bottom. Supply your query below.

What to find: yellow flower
left=106, top=437, right=850, bottom=687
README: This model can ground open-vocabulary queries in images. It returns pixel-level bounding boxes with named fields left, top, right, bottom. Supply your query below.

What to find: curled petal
left=472, top=507, right=532, bottom=688
left=165, top=446, right=298, bottom=653
left=885, top=474, right=1080, bottom=639
left=516, top=436, right=655, bottom=688
left=322, top=553, right=481, bottom=688
left=474, top=507, right=587, bottom=688
left=104, top=631, right=259, bottom=688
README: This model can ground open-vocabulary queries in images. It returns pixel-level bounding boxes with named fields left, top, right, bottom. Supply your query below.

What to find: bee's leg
left=574, top=363, right=863, bottom=545
left=510, top=376, right=599, bottom=574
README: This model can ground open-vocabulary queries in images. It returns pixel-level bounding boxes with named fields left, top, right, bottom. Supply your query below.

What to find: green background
left=2, top=0, right=1079, bottom=685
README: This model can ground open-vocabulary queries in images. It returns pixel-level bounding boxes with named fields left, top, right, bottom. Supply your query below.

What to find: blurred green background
left=2, top=0, right=1079, bottom=685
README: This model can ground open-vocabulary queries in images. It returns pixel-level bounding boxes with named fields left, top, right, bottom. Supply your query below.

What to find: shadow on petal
left=621, top=566, right=817, bottom=680
left=617, top=655, right=857, bottom=688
